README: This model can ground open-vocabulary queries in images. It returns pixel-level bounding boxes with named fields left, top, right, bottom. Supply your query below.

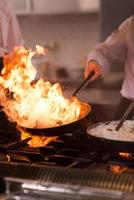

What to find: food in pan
left=88, top=120, right=134, bottom=141
left=0, top=46, right=91, bottom=129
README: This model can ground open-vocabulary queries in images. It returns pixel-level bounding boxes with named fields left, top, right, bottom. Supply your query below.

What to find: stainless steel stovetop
left=0, top=124, right=134, bottom=200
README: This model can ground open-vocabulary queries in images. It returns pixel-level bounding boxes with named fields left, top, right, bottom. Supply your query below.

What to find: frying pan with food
left=87, top=120, right=134, bottom=152
left=21, top=72, right=94, bottom=136
left=22, top=106, right=91, bottom=136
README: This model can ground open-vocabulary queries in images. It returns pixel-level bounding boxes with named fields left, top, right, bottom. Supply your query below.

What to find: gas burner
left=0, top=127, right=134, bottom=173
left=1, top=128, right=134, bottom=200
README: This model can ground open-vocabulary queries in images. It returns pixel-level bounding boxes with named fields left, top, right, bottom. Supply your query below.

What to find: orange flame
left=0, top=45, right=91, bottom=129
left=119, top=152, right=134, bottom=161
left=109, top=165, right=128, bottom=174
left=20, top=127, right=58, bottom=148
left=119, top=152, right=130, bottom=158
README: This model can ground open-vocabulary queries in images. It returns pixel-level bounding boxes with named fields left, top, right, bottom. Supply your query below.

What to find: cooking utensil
left=22, top=107, right=91, bottom=136
left=87, top=121, right=134, bottom=152
left=21, top=72, right=95, bottom=136
left=115, top=100, right=134, bottom=131
left=72, top=71, right=95, bottom=97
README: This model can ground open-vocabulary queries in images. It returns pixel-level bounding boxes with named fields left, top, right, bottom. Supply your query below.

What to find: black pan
left=87, top=121, right=134, bottom=152
left=22, top=106, right=91, bottom=136
left=21, top=72, right=95, bottom=137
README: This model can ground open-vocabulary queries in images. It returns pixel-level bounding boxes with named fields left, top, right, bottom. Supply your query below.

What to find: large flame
left=0, top=45, right=91, bottom=129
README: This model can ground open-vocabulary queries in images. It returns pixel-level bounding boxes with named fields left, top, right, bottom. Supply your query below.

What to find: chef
left=84, top=15, right=134, bottom=119
left=0, top=0, right=24, bottom=71
left=0, top=0, right=24, bottom=130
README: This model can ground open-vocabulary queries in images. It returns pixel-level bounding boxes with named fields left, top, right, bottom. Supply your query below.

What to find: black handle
left=72, top=71, right=95, bottom=97
left=115, top=100, right=134, bottom=131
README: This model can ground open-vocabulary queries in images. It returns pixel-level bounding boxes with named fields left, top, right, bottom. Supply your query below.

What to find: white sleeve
left=87, top=16, right=132, bottom=76
left=87, top=50, right=111, bottom=76
left=5, top=0, right=24, bottom=50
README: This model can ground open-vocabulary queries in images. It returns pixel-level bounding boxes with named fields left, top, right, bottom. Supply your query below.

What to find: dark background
left=100, top=0, right=134, bottom=40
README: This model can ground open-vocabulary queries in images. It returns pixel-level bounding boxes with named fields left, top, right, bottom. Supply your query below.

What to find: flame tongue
left=0, top=45, right=91, bottom=129
left=20, top=127, right=58, bottom=148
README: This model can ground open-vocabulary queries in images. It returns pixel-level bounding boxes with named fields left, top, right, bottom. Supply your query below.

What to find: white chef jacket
left=87, top=15, right=134, bottom=100
left=0, top=0, right=23, bottom=57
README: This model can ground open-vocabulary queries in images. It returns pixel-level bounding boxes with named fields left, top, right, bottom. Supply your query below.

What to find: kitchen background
left=8, top=0, right=134, bottom=120
left=1, top=2, right=134, bottom=198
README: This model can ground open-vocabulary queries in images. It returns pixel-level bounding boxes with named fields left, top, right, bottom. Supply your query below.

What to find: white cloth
left=87, top=15, right=134, bottom=100
left=0, top=0, right=23, bottom=57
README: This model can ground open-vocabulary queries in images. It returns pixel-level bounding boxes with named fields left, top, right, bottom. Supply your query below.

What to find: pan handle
left=115, top=100, right=134, bottom=131
left=72, top=71, right=95, bottom=97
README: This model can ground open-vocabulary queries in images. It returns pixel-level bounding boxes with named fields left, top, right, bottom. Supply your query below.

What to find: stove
left=0, top=121, right=134, bottom=200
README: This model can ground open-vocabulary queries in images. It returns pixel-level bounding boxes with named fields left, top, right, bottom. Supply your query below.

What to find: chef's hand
left=84, top=60, right=102, bottom=81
